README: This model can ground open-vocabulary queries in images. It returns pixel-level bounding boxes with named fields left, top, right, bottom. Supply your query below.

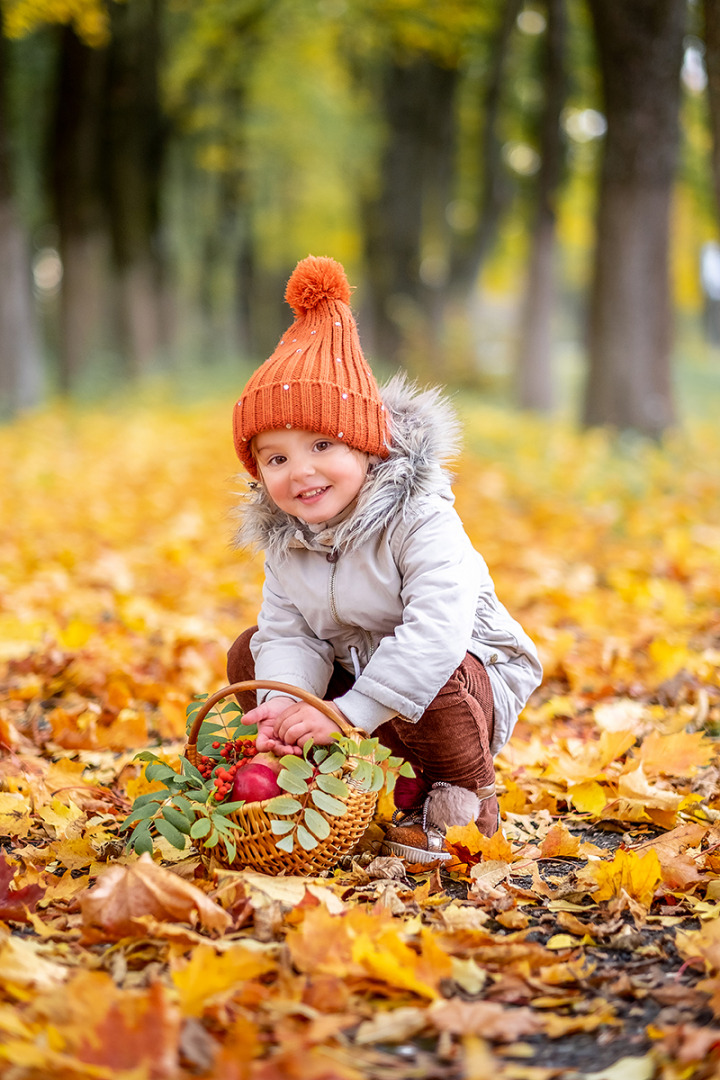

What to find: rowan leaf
left=310, top=790, right=347, bottom=816
left=303, top=807, right=331, bottom=840
left=265, top=796, right=302, bottom=815
left=296, top=825, right=318, bottom=850
left=315, top=773, right=348, bottom=797
left=277, top=770, right=309, bottom=795
left=270, top=818, right=295, bottom=835
left=155, top=818, right=188, bottom=850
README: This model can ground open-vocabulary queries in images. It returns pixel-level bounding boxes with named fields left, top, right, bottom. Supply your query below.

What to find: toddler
left=227, top=255, right=542, bottom=863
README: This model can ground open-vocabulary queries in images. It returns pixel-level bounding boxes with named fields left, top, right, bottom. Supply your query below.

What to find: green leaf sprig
left=120, top=694, right=258, bottom=864
left=265, top=735, right=414, bottom=855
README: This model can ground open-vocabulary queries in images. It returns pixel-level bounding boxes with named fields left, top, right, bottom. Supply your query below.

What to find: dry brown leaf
left=80, top=853, right=231, bottom=941
left=656, top=1023, right=720, bottom=1064
left=539, top=823, right=581, bottom=859
left=430, top=999, right=545, bottom=1041
left=354, top=1005, right=428, bottom=1044
left=0, top=934, right=69, bottom=992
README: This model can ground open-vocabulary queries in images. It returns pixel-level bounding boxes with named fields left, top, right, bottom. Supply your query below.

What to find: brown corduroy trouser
left=226, top=627, right=499, bottom=836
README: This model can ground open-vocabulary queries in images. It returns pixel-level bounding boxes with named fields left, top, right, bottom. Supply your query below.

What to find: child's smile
left=254, top=428, right=369, bottom=524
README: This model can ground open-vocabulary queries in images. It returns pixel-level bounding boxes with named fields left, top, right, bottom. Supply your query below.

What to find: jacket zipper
left=328, top=557, right=340, bottom=624
left=327, top=555, right=375, bottom=663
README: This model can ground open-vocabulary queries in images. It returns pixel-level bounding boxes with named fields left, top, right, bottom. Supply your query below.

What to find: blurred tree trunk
left=514, top=0, right=566, bottom=412
left=0, top=24, right=43, bottom=414
left=705, top=0, right=720, bottom=224
left=50, top=26, right=109, bottom=392
left=447, top=0, right=522, bottom=297
left=104, top=0, right=167, bottom=376
left=361, top=56, right=458, bottom=365
left=583, top=0, right=684, bottom=435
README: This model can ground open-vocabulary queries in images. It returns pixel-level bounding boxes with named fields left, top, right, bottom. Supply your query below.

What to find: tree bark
left=361, top=56, right=458, bottom=365
left=50, top=26, right=110, bottom=392
left=447, top=0, right=523, bottom=296
left=0, top=23, right=43, bottom=414
left=583, top=0, right=685, bottom=435
left=705, top=0, right=720, bottom=224
left=515, top=0, right=566, bottom=412
left=104, top=0, right=167, bottom=376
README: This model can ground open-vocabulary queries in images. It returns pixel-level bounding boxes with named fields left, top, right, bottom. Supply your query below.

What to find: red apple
left=231, top=762, right=282, bottom=804
left=252, top=752, right=283, bottom=776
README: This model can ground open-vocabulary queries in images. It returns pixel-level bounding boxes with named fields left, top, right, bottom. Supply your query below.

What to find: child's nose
left=290, top=455, right=315, bottom=479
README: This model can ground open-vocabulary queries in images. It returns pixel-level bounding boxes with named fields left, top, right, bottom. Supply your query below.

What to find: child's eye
left=314, top=440, right=333, bottom=452
left=266, top=454, right=287, bottom=466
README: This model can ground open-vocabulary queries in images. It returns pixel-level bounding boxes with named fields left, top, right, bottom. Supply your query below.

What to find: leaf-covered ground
left=1, top=397, right=720, bottom=1080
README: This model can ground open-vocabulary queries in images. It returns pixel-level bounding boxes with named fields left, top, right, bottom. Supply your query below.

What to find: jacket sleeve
left=251, top=560, right=335, bottom=702
left=334, top=503, right=483, bottom=732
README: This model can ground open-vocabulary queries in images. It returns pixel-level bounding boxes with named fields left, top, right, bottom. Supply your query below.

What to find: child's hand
left=275, top=701, right=344, bottom=749
left=241, top=696, right=301, bottom=755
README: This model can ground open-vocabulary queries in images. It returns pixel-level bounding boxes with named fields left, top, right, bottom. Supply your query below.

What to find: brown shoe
left=382, top=782, right=497, bottom=864
left=382, top=811, right=451, bottom=864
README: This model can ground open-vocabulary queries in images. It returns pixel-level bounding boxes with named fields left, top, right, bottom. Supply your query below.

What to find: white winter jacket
left=234, top=377, right=543, bottom=754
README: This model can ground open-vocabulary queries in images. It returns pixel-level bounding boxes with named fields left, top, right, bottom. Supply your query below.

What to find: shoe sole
left=382, top=840, right=452, bottom=863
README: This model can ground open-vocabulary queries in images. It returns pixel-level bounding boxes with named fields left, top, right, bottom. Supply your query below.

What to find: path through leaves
left=1, top=399, right=719, bottom=1079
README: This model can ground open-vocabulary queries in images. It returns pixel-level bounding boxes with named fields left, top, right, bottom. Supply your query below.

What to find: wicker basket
left=185, top=680, right=378, bottom=874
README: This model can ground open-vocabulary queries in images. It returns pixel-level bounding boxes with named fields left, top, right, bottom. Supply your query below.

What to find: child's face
left=254, top=428, right=369, bottom=523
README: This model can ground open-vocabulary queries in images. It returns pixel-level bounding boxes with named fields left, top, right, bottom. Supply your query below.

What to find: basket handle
left=185, top=679, right=359, bottom=753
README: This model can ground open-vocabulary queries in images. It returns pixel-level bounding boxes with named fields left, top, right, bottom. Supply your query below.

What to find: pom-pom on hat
left=233, top=255, right=391, bottom=478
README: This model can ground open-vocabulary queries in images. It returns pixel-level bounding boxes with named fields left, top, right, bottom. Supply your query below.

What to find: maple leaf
left=618, top=762, right=684, bottom=811
left=351, top=925, right=452, bottom=999
left=353, top=1006, right=427, bottom=1045
left=632, top=822, right=707, bottom=892
left=75, top=978, right=181, bottom=1078
left=80, top=852, right=231, bottom=941
left=445, top=821, right=513, bottom=867
left=0, top=791, right=32, bottom=839
left=635, top=730, right=717, bottom=777
left=655, top=1023, right=720, bottom=1065
left=430, top=999, right=545, bottom=1040
left=171, top=942, right=276, bottom=1016
left=676, top=918, right=720, bottom=975
left=0, top=852, right=45, bottom=922
left=0, top=934, right=68, bottom=992
left=539, top=823, right=581, bottom=858
left=567, top=779, right=609, bottom=816
left=11, top=969, right=182, bottom=1079
left=581, top=848, right=661, bottom=908
left=542, top=729, right=637, bottom=786
left=287, top=904, right=394, bottom=979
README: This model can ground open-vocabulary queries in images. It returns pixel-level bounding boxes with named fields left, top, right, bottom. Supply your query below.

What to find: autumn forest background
left=2, top=1, right=720, bottom=1079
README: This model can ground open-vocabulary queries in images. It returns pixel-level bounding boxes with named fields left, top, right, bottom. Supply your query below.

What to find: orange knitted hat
left=233, top=255, right=391, bottom=478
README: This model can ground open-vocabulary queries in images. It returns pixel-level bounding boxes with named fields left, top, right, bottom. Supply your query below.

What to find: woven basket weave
left=185, top=680, right=378, bottom=874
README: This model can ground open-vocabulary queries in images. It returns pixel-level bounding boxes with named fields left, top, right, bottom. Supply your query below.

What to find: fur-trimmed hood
left=233, top=374, right=463, bottom=559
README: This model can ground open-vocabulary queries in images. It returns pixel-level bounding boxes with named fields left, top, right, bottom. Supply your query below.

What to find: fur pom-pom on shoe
left=381, top=783, right=497, bottom=864
left=423, top=784, right=483, bottom=829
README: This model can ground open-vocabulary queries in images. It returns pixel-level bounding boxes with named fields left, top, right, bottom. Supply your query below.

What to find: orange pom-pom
left=285, top=255, right=351, bottom=315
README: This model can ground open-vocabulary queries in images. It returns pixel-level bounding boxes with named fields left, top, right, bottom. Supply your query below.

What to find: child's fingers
left=275, top=741, right=302, bottom=755
left=275, top=710, right=302, bottom=741
left=275, top=719, right=309, bottom=746
left=255, top=731, right=275, bottom=753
